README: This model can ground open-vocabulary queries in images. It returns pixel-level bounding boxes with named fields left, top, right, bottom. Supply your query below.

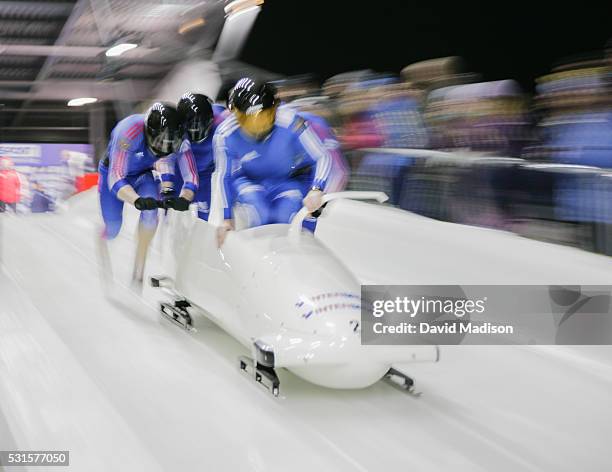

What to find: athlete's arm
left=117, top=185, right=140, bottom=205
left=155, top=156, right=177, bottom=196
left=213, top=131, right=239, bottom=246
left=294, top=119, right=331, bottom=212
left=213, top=132, right=236, bottom=221
left=176, top=140, right=198, bottom=201
left=107, top=134, right=140, bottom=205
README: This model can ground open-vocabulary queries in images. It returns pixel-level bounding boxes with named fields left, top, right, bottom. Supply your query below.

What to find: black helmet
left=144, top=102, right=183, bottom=157
left=177, top=93, right=214, bottom=143
left=228, top=78, right=278, bottom=114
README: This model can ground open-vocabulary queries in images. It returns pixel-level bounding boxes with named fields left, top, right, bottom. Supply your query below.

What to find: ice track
left=1, top=191, right=612, bottom=472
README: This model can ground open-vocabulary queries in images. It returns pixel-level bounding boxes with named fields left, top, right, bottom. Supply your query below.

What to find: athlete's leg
left=97, top=163, right=124, bottom=289
left=131, top=172, right=159, bottom=285
left=195, top=170, right=212, bottom=221
left=98, top=164, right=124, bottom=240
left=234, top=178, right=270, bottom=228
left=270, top=187, right=304, bottom=224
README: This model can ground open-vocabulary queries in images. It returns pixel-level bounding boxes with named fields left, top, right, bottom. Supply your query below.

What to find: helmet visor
left=235, top=108, right=276, bottom=140
left=148, top=127, right=183, bottom=157
left=185, top=116, right=212, bottom=143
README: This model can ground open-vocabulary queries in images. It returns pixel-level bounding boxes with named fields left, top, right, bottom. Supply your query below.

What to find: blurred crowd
left=0, top=152, right=96, bottom=214
left=2, top=41, right=611, bottom=255
left=272, top=43, right=612, bottom=255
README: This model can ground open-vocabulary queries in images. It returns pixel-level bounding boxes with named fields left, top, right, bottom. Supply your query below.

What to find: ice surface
left=0, top=190, right=611, bottom=472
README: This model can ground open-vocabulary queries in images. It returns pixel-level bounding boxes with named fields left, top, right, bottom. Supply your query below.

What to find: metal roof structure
left=0, top=0, right=228, bottom=142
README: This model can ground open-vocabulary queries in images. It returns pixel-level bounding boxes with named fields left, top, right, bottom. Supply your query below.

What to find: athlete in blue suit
left=97, top=103, right=184, bottom=286
left=214, top=79, right=331, bottom=245
left=156, top=93, right=227, bottom=220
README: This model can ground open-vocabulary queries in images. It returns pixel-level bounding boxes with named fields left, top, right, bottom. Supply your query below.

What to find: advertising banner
left=0, top=143, right=94, bottom=213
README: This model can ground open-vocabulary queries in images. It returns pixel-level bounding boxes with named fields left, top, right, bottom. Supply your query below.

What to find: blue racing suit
left=98, top=114, right=195, bottom=239
left=156, top=105, right=227, bottom=220
left=213, top=106, right=332, bottom=227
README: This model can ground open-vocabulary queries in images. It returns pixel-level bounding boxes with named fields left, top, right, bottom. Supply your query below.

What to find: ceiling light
left=67, top=97, right=98, bottom=107
left=225, top=0, right=263, bottom=16
left=178, top=17, right=206, bottom=35
left=227, top=5, right=260, bottom=21
left=105, top=43, right=138, bottom=57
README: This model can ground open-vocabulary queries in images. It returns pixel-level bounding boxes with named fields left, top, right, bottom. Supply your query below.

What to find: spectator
left=0, top=157, right=21, bottom=213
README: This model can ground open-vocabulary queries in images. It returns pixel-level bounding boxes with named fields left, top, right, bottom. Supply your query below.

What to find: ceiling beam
left=0, top=126, right=88, bottom=131
left=0, top=108, right=92, bottom=113
left=11, top=0, right=89, bottom=126
left=0, top=44, right=159, bottom=58
left=0, top=44, right=104, bottom=57
left=212, top=5, right=261, bottom=63
left=88, top=0, right=133, bottom=119
left=0, top=2, right=74, bottom=18
left=0, top=79, right=156, bottom=100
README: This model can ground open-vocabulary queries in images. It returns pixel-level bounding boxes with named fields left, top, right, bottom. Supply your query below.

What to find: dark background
left=241, top=1, right=611, bottom=91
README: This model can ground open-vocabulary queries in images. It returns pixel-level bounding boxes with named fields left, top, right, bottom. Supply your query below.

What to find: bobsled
left=153, top=191, right=439, bottom=396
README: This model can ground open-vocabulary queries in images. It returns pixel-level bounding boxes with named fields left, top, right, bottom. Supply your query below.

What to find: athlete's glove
left=134, top=197, right=160, bottom=211
left=163, top=196, right=191, bottom=211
